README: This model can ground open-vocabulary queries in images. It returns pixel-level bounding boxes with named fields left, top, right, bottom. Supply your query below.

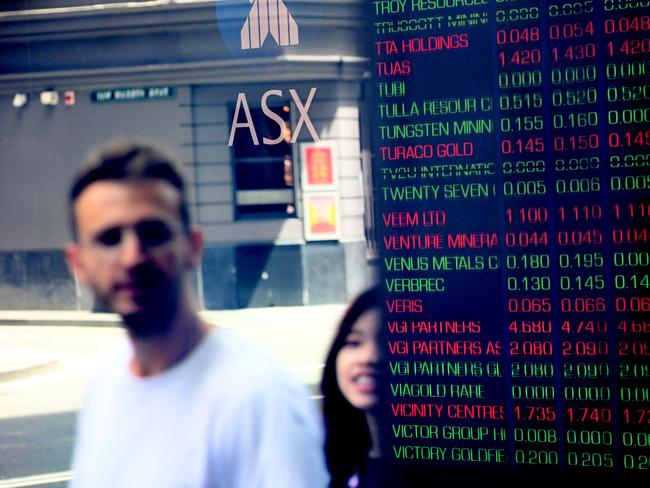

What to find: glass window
left=230, top=103, right=296, bottom=219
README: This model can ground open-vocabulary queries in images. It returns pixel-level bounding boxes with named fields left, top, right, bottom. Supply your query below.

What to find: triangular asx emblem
left=240, top=0, right=299, bottom=49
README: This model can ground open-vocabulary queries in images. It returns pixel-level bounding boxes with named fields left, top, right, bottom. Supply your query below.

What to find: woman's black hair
left=320, top=285, right=384, bottom=488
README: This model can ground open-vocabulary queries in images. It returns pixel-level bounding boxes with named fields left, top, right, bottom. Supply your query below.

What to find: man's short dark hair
left=69, top=139, right=191, bottom=238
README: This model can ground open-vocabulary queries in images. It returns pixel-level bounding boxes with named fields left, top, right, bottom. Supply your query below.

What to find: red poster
left=301, top=142, right=338, bottom=191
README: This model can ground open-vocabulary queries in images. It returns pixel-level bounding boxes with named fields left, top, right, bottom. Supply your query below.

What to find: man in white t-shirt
left=65, top=139, right=329, bottom=488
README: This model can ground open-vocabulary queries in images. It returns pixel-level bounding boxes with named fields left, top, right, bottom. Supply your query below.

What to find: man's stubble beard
left=91, top=268, right=184, bottom=340
left=122, top=278, right=182, bottom=339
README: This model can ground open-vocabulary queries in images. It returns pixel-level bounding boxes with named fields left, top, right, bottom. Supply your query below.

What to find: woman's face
left=335, top=308, right=382, bottom=411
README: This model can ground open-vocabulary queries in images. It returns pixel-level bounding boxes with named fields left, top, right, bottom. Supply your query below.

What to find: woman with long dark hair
left=320, top=286, right=385, bottom=488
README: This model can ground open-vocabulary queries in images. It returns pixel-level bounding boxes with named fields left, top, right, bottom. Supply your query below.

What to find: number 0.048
left=496, top=27, right=540, bottom=44
left=604, top=16, right=650, bottom=34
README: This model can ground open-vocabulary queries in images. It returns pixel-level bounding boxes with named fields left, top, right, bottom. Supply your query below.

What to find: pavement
left=0, top=305, right=347, bottom=390
left=0, top=306, right=346, bottom=487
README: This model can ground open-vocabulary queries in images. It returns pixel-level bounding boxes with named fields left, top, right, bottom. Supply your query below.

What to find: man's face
left=66, top=180, right=202, bottom=337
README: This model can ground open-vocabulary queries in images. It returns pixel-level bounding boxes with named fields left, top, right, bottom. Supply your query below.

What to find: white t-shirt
left=70, top=327, right=329, bottom=488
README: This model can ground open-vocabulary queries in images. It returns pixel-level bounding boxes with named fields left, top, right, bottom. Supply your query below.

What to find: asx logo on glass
left=216, top=0, right=321, bottom=56
left=240, top=0, right=299, bottom=50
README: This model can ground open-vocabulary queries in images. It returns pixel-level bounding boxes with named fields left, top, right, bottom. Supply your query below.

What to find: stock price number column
left=495, top=0, right=560, bottom=473
left=603, top=0, right=650, bottom=478
left=544, top=0, right=616, bottom=477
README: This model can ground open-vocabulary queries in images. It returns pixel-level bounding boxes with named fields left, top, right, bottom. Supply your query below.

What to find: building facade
left=0, top=0, right=377, bottom=310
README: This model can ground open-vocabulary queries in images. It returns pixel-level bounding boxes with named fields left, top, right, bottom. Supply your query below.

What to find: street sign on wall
left=90, top=86, right=175, bottom=103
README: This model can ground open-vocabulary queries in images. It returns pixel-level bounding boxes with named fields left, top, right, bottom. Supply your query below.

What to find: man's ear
left=186, top=226, right=204, bottom=269
left=65, top=243, right=88, bottom=284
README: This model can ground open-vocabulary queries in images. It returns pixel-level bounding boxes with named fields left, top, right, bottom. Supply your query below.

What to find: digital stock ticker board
left=370, top=1, right=649, bottom=484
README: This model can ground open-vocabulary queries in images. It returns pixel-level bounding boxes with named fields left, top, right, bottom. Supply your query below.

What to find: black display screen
left=371, top=1, right=649, bottom=484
